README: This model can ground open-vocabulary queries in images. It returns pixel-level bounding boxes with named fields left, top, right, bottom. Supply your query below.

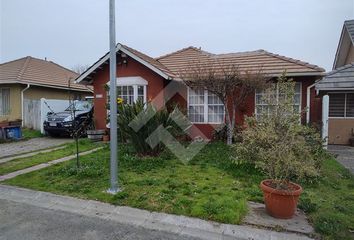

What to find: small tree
left=181, top=60, right=269, bottom=144
left=234, top=73, right=323, bottom=189
left=71, top=64, right=90, bottom=74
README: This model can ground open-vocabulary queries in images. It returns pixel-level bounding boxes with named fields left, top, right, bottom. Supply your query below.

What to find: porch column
left=322, top=95, right=329, bottom=149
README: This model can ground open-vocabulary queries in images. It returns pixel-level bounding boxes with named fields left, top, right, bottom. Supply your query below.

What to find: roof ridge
left=326, top=61, right=354, bottom=76
left=261, top=50, right=325, bottom=72
left=156, top=46, right=212, bottom=60
left=16, top=56, right=31, bottom=80
left=213, top=49, right=265, bottom=57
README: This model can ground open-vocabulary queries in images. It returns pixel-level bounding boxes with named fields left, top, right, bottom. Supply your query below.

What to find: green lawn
left=0, top=139, right=101, bottom=175
left=22, top=128, right=44, bottom=139
left=2, top=142, right=353, bottom=239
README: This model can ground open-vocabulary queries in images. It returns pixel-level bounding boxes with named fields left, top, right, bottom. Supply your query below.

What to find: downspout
left=21, top=84, right=31, bottom=127
left=306, top=82, right=316, bottom=124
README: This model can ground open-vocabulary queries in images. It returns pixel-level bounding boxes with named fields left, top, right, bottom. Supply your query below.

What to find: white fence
left=23, top=98, right=70, bottom=133
left=23, top=99, right=41, bottom=130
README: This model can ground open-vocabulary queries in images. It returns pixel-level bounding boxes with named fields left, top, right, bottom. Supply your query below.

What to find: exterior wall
left=24, top=85, right=89, bottom=101
left=345, top=44, right=354, bottom=65
left=0, top=84, right=22, bottom=122
left=0, top=83, right=91, bottom=123
left=91, top=58, right=323, bottom=139
left=92, top=55, right=166, bottom=130
left=328, top=119, right=354, bottom=145
left=187, top=76, right=322, bottom=139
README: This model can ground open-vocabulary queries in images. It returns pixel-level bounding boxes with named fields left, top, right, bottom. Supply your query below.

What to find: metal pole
left=108, top=0, right=119, bottom=194
left=322, top=95, right=329, bottom=150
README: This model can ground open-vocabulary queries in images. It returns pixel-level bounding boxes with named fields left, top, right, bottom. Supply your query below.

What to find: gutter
left=306, top=82, right=317, bottom=124
left=21, top=84, right=31, bottom=127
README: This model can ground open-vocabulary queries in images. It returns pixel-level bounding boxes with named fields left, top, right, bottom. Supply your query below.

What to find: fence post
left=322, top=95, right=329, bottom=149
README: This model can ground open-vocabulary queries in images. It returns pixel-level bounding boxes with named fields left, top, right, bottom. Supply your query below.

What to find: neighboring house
left=0, top=56, right=92, bottom=126
left=316, top=20, right=354, bottom=145
left=76, top=44, right=324, bottom=139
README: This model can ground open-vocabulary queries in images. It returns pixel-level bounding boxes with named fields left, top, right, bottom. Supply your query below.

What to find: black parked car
left=43, top=101, right=93, bottom=137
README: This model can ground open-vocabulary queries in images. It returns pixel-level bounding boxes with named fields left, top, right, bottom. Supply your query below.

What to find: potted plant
left=235, top=73, right=322, bottom=219
left=102, top=130, right=110, bottom=142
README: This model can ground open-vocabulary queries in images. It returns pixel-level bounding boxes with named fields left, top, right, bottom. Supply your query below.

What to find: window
left=255, top=82, right=301, bottom=119
left=117, top=85, right=146, bottom=104
left=329, top=93, right=354, bottom=118
left=0, top=88, right=10, bottom=116
left=107, top=77, right=148, bottom=105
left=188, top=88, right=224, bottom=123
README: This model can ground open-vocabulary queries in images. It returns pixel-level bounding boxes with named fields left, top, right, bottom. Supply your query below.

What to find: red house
left=75, top=44, right=325, bottom=139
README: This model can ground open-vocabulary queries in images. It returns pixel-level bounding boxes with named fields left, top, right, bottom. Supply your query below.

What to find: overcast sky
left=1, top=0, right=353, bottom=72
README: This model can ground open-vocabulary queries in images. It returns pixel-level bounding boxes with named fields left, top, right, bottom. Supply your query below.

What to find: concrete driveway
left=328, top=145, right=354, bottom=174
left=0, top=137, right=72, bottom=159
left=0, top=199, right=200, bottom=240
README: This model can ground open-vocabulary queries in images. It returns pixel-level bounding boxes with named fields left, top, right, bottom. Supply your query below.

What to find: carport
left=316, top=63, right=354, bottom=145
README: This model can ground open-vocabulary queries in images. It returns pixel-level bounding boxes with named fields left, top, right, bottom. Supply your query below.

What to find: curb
left=0, top=185, right=313, bottom=240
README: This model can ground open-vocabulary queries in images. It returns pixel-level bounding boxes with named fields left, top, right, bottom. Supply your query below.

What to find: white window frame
left=0, top=88, right=10, bottom=116
left=328, top=92, right=354, bottom=119
left=187, top=87, right=225, bottom=124
left=107, top=76, right=148, bottom=104
left=255, top=82, right=302, bottom=119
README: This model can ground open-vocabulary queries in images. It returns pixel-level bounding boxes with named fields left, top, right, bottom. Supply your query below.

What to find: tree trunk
left=226, top=108, right=233, bottom=145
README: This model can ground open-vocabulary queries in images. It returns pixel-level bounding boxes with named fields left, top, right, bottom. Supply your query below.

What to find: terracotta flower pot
left=102, top=135, right=110, bottom=142
left=260, top=179, right=303, bottom=219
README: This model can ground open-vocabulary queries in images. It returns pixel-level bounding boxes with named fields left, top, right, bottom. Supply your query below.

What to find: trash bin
left=5, top=126, right=22, bottom=140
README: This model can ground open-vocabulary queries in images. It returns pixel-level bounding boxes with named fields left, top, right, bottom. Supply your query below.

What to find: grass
left=22, top=128, right=44, bottom=139
left=0, top=139, right=101, bottom=175
left=2, top=142, right=261, bottom=224
left=297, top=159, right=354, bottom=240
left=2, top=142, right=353, bottom=239
left=0, top=128, right=43, bottom=144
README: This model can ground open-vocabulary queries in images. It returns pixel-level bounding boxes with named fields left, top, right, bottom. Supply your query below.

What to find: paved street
left=328, top=145, right=354, bottom=174
left=0, top=185, right=312, bottom=240
left=0, top=137, right=72, bottom=159
left=0, top=199, right=201, bottom=240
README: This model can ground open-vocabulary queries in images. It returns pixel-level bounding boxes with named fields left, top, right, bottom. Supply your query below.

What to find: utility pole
left=107, top=0, right=119, bottom=194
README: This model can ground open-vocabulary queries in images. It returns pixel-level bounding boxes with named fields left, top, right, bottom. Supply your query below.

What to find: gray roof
left=345, top=20, right=354, bottom=44
left=316, top=62, right=354, bottom=91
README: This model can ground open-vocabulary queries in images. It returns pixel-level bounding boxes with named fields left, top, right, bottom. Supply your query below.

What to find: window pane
left=329, top=94, right=345, bottom=117
left=138, top=86, right=144, bottom=95
left=189, top=88, right=204, bottom=104
left=346, top=93, right=354, bottom=117
left=295, top=82, right=301, bottom=93
left=0, top=89, right=10, bottom=115
left=188, top=106, right=204, bottom=123
left=208, top=105, right=224, bottom=123
left=128, top=86, right=134, bottom=95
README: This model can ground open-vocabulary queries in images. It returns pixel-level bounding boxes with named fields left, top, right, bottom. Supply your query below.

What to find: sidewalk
left=328, top=145, right=354, bottom=174
left=0, top=147, right=102, bottom=182
left=0, top=185, right=313, bottom=240
left=0, top=137, right=72, bottom=159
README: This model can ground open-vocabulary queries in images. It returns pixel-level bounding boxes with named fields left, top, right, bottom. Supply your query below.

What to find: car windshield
left=65, top=101, right=92, bottom=111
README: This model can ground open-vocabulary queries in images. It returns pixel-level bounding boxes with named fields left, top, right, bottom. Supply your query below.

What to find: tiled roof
left=122, top=45, right=177, bottom=79
left=316, top=62, right=354, bottom=90
left=157, top=47, right=325, bottom=77
left=0, top=56, right=90, bottom=91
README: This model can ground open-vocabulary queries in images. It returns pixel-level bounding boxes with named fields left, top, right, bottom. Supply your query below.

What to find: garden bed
left=2, top=142, right=353, bottom=239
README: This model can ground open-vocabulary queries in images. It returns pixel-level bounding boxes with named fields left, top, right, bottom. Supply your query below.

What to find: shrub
left=234, top=73, right=324, bottom=189
left=117, top=101, right=188, bottom=155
